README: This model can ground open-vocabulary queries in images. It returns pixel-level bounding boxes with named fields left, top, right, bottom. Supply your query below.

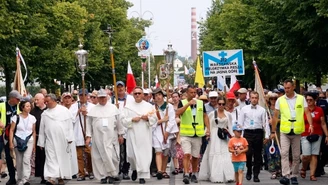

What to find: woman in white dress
left=199, top=96, right=235, bottom=183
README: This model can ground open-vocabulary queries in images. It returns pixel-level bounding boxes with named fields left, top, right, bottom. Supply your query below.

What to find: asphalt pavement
left=1, top=166, right=327, bottom=185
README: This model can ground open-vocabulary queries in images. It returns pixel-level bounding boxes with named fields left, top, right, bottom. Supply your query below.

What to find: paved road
left=1, top=167, right=327, bottom=185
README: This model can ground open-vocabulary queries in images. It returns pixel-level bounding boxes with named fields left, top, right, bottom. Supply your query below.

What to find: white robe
left=67, top=103, right=79, bottom=175
left=152, top=103, right=179, bottom=150
left=86, top=103, right=124, bottom=180
left=37, top=104, right=74, bottom=179
left=122, top=100, right=157, bottom=179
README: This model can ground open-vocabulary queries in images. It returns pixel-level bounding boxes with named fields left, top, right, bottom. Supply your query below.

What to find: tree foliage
left=0, top=0, right=146, bottom=95
left=199, top=0, right=328, bottom=88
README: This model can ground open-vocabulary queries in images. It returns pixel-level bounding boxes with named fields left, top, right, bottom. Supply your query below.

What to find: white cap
left=208, top=91, right=218, bottom=98
left=97, top=89, right=107, bottom=97
left=143, top=89, right=149, bottom=94
left=237, top=88, right=247, bottom=94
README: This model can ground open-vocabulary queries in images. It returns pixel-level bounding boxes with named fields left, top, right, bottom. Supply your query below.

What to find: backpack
left=4, top=115, right=20, bottom=140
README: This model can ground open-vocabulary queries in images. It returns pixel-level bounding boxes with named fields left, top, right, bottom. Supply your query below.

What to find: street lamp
left=75, top=42, right=88, bottom=139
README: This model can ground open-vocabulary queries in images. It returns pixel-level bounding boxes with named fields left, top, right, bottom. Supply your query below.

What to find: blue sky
left=127, top=0, right=213, bottom=57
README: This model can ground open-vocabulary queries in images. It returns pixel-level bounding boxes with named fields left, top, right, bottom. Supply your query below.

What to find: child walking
left=228, top=124, right=249, bottom=185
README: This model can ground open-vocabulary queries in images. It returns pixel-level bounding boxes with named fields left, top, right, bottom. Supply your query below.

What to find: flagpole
left=253, top=60, right=281, bottom=152
left=105, top=25, right=118, bottom=105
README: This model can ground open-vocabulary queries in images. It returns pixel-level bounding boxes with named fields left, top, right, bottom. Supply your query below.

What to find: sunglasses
left=90, top=96, right=96, bottom=99
left=218, top=103, right=225, bottom=106
left=134, top=92, right=142, bottom=95
left=306, top=99, right=314, bottom=102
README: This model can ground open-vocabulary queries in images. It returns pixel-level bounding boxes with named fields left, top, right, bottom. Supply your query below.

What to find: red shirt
left=302, top=106, right=323, bottom=136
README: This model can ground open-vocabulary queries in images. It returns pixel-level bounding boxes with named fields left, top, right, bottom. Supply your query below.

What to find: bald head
left=39, top=88, right=47, bottom=96
left=34, top=93, right=45, bottom=108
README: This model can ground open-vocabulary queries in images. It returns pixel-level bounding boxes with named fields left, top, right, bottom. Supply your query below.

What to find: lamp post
left=75, top=42, right=88, bottom=139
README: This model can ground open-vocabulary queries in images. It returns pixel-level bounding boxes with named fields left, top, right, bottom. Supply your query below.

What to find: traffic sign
left=203, top=49, right=244, bottom=77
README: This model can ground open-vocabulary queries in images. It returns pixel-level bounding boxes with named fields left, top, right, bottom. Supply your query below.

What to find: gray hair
left=46, top=93, right=57, bottom=101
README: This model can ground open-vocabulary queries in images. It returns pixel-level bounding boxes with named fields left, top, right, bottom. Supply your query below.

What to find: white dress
left=199, top=110, right=235, bottom=183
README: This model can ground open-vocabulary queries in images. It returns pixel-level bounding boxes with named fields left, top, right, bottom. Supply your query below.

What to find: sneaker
left=77, top=176, right=85, bottom=181
left=279, top=176, right=290, bottom=185
left=1, top=172, right=7, bottom=178
left=72, top=175, right=77, bottom=179
left=190, top=175, right=198, bottom=183
left=89, top=173, right=94, bottom=180
left=290, top=177, right=298, bottom=185
left=139, top=178, right=146, bottom=184
left=183, top=175, right=190, bottom=184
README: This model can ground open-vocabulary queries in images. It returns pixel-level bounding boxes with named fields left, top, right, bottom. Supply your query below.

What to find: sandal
left=46, top=180, right=56, bottom=185
left=172, top=168, right=179, bottom=175
left=310, top=175, right=317, bottom=181
left=162, top=172, right=170, bottom=179
left=300, top=169, right=306, bottom=178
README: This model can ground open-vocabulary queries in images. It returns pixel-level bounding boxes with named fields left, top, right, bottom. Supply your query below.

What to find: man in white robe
left=37, top=93, right=74, bottom=185
left=85, top=89, right=124, bottom=184
left=151, top=88, right=179, bottom=179
left=122, top=87, right=157, bottom=184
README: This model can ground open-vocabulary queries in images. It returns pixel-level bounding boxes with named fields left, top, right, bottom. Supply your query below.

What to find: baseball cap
left=208, top=91, right=218, bottom=98
left=90, top=90, right=98, bottom=97
left=9, top=90, right=22, bottom=100
left=226, top=92, right=236, bottom=99
left=237, top=88, right=247, bottom=94
left=278, top=88, right=285, bottom=93
left=116, top=81, right=125, bottom=87
left=143, top=89, right=149, bottom=94
left=232, top=124, right=243, bottom=131
left=97, top=89, right=107, bottom=97
left=79, top=89, right=89, bottom=96
left=61, top=92, right=72, bottom=99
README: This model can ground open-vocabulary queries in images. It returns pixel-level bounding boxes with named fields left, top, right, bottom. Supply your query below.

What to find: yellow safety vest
left=0, top=102, right=20, bottom=135
left=180, top=99, right=205, bottom=137
left=279, top=95, right=305, bottom=134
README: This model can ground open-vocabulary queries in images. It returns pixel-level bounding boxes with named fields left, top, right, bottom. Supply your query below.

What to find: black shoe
left=132, top=170, right=137, bottom=181
left=279, top=176, right=290, bottom=185
left=72, top=175, right=77, bottom=179
left=1, top=172, right=7, bottom=179
left=77, top=176, right=85, bottom=181
left=24, top=182, right=31, bottom=185
left=122, top=173, right=130, bottom=180
left=290, top=177, right=298, bottom=185
left=246, top=174, right=252, bottom=181
left=6, top=179, right=16, bottom=185
left=190, top=175, right=198, bottom=183
left=40, top=180, right=47, bottom=184
left=156, top=172, right=163, bottom=180
left=253, top=176, right=260, bottom=182
left=100, top=178, right=107, bottom=184
left=139, top=178, right=146, bottom=184
left=108, top=177, right=115, bottom=184
left=183, top=175, right=190, bottom=184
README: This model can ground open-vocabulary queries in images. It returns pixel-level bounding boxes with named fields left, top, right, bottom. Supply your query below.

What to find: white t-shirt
left=11, top=114, right=36, bottom=140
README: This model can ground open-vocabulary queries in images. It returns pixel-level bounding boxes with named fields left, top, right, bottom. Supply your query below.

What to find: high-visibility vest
left=180, top=99, right=205, bottom=137
left=279, top=95, right=305, bottom=134
left=0, top=102, right=20, bottom=135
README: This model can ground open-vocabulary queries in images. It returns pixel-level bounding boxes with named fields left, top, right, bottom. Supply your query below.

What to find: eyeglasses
left=306, top=99, right=314, bottom=102
left=90, top=96, right=96, bottom=99
left=270, top=98, right=277, bottom=100
left=134, top=92, right=142, bottom=95
left=218, top=103, right=225, bottom=106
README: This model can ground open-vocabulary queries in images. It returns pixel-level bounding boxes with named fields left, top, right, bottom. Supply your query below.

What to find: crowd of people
left=0, top=79, right=327, bottom=185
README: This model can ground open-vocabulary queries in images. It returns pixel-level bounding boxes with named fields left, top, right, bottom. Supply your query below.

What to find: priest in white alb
left=122, top=87, right=157, bottom=184
left=37, top=94, right=74, bottom=185
left=85, top=89, right=124, bottom=184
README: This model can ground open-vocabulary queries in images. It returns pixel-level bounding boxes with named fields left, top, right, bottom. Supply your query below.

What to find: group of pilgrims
left=0, top=79, right=328, bottom=185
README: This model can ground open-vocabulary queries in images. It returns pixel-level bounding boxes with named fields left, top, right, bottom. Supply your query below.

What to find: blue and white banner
left=203, top=49, right=244, bottom=77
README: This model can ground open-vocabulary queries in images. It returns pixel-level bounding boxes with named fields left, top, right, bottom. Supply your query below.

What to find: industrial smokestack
left=191, top=7, right=197, bottom=62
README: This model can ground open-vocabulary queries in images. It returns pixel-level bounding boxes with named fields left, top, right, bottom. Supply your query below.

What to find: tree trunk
left=4, top=63, right=12, bottom=98
left=315, top=73, right=321, bottom=87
